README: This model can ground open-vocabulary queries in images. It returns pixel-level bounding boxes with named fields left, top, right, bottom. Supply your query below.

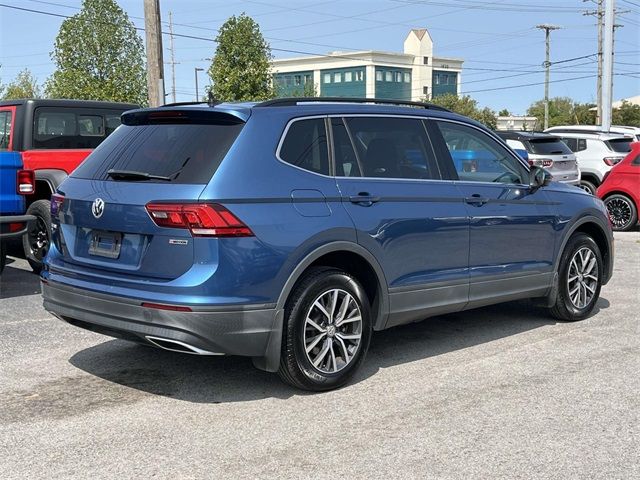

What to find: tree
left=498, top=108, right=510, bottom=117
left=207, top=14, right=274, bottom=101
left=527, top=97, right=596, bottom=127
left=45, top=0, right=146, bottom=105
left=3, top=69, right=41, bottom=99
left=427, top=93, right=497, bottom=129
left=613, top=101, right=640, bottom=127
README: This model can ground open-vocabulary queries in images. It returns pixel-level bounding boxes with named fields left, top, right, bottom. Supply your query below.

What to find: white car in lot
left=546, top=125, right=640, bottom=142
left=543, top=129, right=633, bottom=194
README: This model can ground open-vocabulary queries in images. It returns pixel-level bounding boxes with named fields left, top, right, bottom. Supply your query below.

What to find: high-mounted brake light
left=16, top=170, right=35, bottom=195
left=145, top=203, right=254, bottom=237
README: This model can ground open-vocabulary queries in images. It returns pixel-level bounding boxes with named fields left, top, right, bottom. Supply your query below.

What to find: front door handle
left=465, top=194, right=490, bottom=206
left=349, top=193, right=380, bottom=207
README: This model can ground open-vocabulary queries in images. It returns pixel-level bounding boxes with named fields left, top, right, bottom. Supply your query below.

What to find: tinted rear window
left=71, top=123, right=244, bottom=183
left=0, top=110, right=12, bottom=150
left=606, top=138, right=632, bottom=153
left=527, top=138, right=573, bottom=155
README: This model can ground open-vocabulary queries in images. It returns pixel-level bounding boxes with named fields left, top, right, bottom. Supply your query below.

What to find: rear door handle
left=465, top=195, right=490, bottom=206
left=349, top=194, right=380, bottom=206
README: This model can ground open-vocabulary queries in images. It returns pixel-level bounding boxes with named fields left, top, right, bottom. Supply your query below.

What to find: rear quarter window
left=278, top=118, right=329, bottom=176
left=606, top=138, right=632, bottom=153
left=71, top=122, right=244, bottom=184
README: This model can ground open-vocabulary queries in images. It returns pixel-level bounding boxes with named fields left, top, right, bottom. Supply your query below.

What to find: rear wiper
left=107, top=169, right=173, bottom=181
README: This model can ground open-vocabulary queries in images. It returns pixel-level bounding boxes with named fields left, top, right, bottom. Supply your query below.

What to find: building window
left=385, top=71, right=392, bottom=82
left=434, top=74, right=440, bottom=85
left=285, top=76, right=292, bottom=87
left=404, top=72, right=411, bottom=83
left=345, top=71, right=352, bottom=82
left=423, top=56, right=429, bottom=65
left=276, top=76, right=285, bottom=86
left=304, top=74, right=312, bottom=84
left=355, top=70, right=364, bottom=81
left=323, top=73, right=331, bottom=83
left=376, top=71, right=383, bottom=81
left=294, top=75, right=302, bottom=86
left=395, top=72, right=402, bottom=82
left=423, top=86, right=429, bottom=95
left=334, top=72, right=342, bottom=83
left=448, top=75, right=456, bottom=85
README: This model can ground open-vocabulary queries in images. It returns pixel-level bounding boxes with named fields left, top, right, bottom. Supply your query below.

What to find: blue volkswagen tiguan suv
left=42, top=98, right=614, bottom=391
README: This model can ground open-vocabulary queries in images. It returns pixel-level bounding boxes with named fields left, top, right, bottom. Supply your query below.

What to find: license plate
left=88, top=231, right=122, bottom=259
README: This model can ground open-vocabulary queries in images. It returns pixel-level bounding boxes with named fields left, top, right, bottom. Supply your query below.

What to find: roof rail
left=255, top=97, right=450, bottom=112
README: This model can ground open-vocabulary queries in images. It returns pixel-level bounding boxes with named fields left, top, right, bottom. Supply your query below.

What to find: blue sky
left=1, top=0, right=638, bottom=113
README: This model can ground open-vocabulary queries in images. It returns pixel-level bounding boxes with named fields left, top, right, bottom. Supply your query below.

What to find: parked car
left=42, top=97, right=614, bottom=391
left=546, top=125, right=640, bottom=142
left=0, top=99, right=138, bottom=272
left=544, top=129, right=633, bottom=194
left=495, top=131, right=580, bottom=186
left=596, top=141, right=640, bottom=231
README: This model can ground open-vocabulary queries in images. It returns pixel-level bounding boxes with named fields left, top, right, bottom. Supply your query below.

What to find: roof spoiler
left=122, top=108, right=246, bottom=126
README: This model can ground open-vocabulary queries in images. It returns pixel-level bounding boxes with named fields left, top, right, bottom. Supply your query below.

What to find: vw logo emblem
left=92, top=198, right=105, bottom=219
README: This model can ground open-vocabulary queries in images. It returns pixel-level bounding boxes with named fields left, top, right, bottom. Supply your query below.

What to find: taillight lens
left=146, top=203, right=254, bottom=237
left=51, top=193, right=65, bottom=217
left=16, top=170, right=35, bottom=195
left=603, top=157, right=622, bottom=166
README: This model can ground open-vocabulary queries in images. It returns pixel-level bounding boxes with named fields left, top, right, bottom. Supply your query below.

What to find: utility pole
left=168, top=11, right=177, bottom=104
left=602, top=0, right=615, bottom=131
left=194, top=67, right=204, bottom=102
left=536, top=24, right=561, bottom=130
left=584, top=0, right=604, bottom=123
left=143, top=0, right=165, bottom=107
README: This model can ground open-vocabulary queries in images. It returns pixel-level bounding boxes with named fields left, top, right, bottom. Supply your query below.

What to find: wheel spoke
left=336, top=294, right=350, bottom=323
left=306, top=318, right=325, bottom=333
left=306, top=332, right=326, bottom=353
left=329, top=342, right=338, bottom=373
left=336, top=314, right=361, bottom=327
left=312, top=340, right=331, bottom=368
left=329, top=289, right=339, bottom=320
left=336, top=336, right=351, bottom=364
left=313, top=300, right=331, bottom=320
left=584, top=282, right=596, bottom=294
left=336, top=332, right=361, bottom=342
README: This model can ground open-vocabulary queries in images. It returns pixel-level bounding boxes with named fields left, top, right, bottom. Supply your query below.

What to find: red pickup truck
left=0, top=99, right=138, bottom=272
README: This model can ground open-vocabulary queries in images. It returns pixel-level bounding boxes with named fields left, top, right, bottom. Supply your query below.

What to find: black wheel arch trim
left=34, top=169, right=68, bottom=196
left=275, top=241, right=390, bottom=331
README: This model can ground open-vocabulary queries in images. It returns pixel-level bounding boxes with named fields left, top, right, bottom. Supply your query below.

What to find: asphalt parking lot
left=1, top=231, right=638, bottom=479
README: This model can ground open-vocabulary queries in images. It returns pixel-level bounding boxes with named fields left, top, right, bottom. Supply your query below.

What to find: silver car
left=496, top=131, right=580, bottom=186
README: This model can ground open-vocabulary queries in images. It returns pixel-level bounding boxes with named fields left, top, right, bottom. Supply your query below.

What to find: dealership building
left=272, top=29, right=463, bottom=102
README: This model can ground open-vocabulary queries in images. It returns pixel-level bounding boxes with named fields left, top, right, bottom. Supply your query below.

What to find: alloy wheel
left=567, top=247, right=599, bottom=309
left=303, top=288, right=362, bottom=374
left=28, top=217, right=49, bottom=261
left=605, top=197, right=633, bottom=230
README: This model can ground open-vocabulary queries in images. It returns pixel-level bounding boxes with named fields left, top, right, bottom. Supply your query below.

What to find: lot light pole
left=536, top=24, right=561, bottom=130
left=144, top=0, right=165, bottom=106
left=195, top=68, right=204, bottom=102
left=601, top=0, right=615, bottom=131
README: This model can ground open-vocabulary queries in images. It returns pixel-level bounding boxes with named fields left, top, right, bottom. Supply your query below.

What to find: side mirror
left=529, top=165, right=552, bottom=191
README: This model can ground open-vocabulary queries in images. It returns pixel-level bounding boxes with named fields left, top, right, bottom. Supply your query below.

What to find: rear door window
left=606, top=138, right=632, bottom=153
left=279, top=118, right=329, bottom=175
left=0, top=109, right=12, bottom=150
left=342, top=116, right=440, bottom=180
left=527, top=138, right=573, bottom=155
left=71, top=122, right=244, bottom=184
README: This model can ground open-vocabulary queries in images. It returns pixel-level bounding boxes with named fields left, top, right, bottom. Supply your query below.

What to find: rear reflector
left=8, top=222, right=26, bottom=233
left=146, top=203, right=253, bottom=237
left=17, top=170, right=35, bottom=195
left=141, top=302, right=192, bottom=312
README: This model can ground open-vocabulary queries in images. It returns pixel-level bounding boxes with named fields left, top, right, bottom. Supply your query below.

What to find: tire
left=278, top=267, right=372, bottom=391
left=549, top=233, right=603, bottom=322
left=22, top=199, right=51, bottom=274
left=578, top=179, right=597, bottom=195
left=604, top=194, right=637, bottom=231
left=0, top=242, right=6, bottom=274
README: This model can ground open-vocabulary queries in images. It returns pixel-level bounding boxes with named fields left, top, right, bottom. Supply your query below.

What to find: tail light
left=528, top=158, right=553, bottom=168
left=146, top=203, right=254, bottom=237
left=51, top=193, right=65, bottom=217
left=603, top=157, right=622, bottom=166
left=16, top=170, right=35, bottom=194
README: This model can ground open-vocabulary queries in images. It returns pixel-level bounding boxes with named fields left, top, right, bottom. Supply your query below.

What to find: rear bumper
left=0, top=214, right=35, bottom=240
left=42, top=280, right=280, bottom=358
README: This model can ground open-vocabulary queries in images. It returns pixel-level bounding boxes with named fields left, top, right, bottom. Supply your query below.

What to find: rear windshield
left=606, top=138, right=632, bottom=153
left=527, top=138, right=573, bottom=155
left=71, top=123, right=243, bottom=183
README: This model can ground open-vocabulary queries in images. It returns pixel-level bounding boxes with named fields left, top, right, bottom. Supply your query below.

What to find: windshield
left=71, top=122, right=244, bottom=184
left=527, top=138, right=573, bottom=155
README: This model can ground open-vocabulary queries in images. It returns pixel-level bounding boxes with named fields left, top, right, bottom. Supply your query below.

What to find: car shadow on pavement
left=0, top=261, right=41, bottom=299
left=68, top=297, right=609, bottom=404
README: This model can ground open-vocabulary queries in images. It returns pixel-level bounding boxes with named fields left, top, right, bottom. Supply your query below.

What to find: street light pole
left=194, top=68, right=204, bottom=102
left=536, top=24, right=561, bottom=130
left=602, top=0, right=615, bottom=131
